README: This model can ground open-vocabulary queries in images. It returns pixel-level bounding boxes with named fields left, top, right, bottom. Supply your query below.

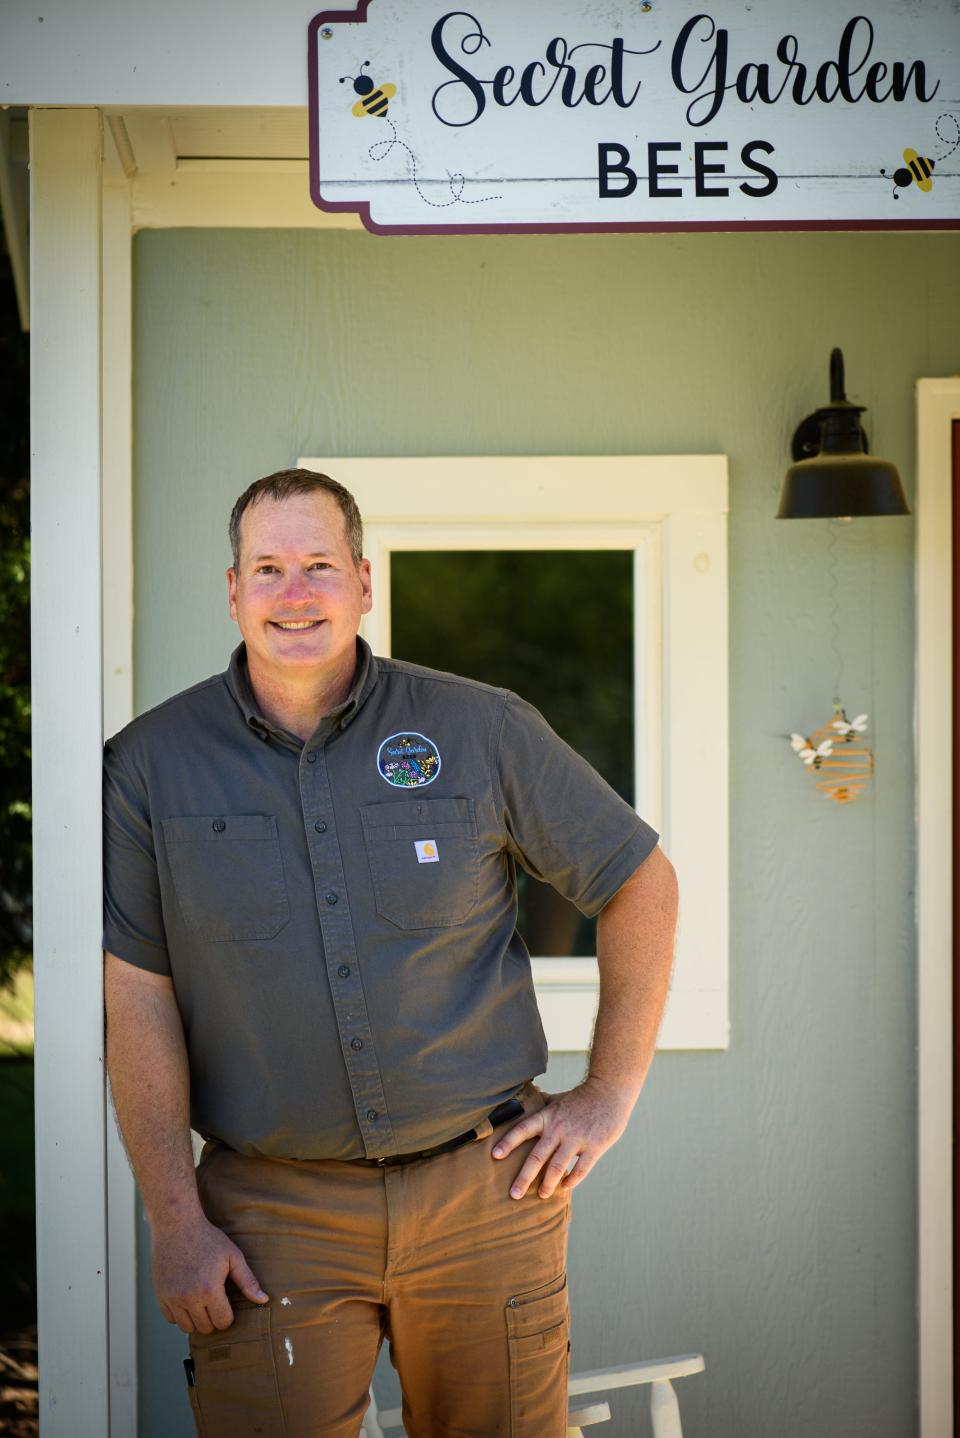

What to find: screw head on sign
left=320, top=27, right=333, bottom=39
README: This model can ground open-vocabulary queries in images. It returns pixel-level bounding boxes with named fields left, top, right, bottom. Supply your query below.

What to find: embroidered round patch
left=377, top=732, right=441, bottom=788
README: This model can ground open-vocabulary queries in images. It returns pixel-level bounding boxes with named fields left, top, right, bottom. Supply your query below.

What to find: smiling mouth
left=270, top=619, right=324, bottom=631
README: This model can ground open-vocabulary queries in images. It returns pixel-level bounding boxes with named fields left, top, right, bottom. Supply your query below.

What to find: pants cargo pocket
left=184, top=1358, right=205, bottom=1437
left=505, top=1273, right=570, bottom=1437
left=187, top=1303, right=285, bottom=1438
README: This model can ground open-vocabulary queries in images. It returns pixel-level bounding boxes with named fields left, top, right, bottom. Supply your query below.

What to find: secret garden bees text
left=429, top=11, right=941, bottom=200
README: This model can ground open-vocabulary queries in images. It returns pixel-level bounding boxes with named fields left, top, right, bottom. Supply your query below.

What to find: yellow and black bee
left=339, top=61, right=397, bottom=119
left=881, top=147, right=936, bottom=199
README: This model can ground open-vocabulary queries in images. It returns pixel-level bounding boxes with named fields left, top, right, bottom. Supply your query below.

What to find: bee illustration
left=339, top=61, right=397, bottom=119
left=881, top=148, right=935, bottom=199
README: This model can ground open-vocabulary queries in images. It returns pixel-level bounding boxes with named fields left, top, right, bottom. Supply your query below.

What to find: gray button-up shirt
left=103, top=640, right=659, bottom=1160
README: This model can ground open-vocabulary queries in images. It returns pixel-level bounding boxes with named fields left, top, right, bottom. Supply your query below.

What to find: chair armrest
left=567, top=1354, right=705, bottom=1396
left=567, top=1401, right=612, bottom=1431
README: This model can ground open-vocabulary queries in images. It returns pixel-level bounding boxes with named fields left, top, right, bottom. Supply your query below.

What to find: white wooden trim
left=302, top=455, right=730, bottom=1051
left=30, top=106, right=110, bottom=1438
left=916, top=376, right=960, bottom=1438
left=102, top=165, right=135, bottom=744
left=303, top=456, right=724, bottom=520
left=102, top=161, right=138, bottom=1437
left=122, top=114, right=176, bottom=175
left=132, top=167, right=360, bottom=230
left=177, top=158, right=309, bottom=174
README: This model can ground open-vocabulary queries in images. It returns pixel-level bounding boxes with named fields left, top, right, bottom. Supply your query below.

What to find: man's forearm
left=493, top=845, right=679, bottom=1198
left=104, top=951, right=204, bottom=1234
left=105, top=952, right=269, bottom=1334
left=588, top=845, right=679, bottom=1107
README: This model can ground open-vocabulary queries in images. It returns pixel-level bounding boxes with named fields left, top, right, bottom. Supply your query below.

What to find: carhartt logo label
left=415, top=839, right=439, bottom=864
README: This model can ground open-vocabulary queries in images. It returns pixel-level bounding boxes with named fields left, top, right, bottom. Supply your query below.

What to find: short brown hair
left=229, top=469, right=363, bottom=571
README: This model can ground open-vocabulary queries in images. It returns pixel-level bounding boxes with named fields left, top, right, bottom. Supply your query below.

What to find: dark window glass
left=390, top=550, right=634, bottom=957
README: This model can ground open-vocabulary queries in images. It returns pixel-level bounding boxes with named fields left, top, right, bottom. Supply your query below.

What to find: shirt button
left=325, top=891, right=338, bottom=906
left=337, top=965, right=351, bottom=978
left=366, top=1109, right=378, bottom=1122
left=212, top=820, right=226, bottom=833
left=315, top=821, right=328, bottom=833
left=350, top=1037, right=363, bottom=1051
left=306, top=750, right=317, bottom=764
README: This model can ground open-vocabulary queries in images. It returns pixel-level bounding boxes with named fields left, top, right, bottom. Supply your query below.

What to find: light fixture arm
left=829, top=346, right=846, bottom=404
left=790, top=347, right=868, bottom=462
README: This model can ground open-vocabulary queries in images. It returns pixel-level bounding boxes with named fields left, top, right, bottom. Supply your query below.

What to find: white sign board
left=309, top=2, right=960, bottom=234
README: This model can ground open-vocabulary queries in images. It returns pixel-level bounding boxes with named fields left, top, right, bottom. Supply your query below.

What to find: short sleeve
left=495, top=694, right=660, bottom=918
left=103, top=738, right=171, bottom=975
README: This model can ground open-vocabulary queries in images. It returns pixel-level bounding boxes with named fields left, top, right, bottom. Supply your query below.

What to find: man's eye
left=256, top=566, right=279, bottom=575
left=309, top=562, right=332, bottom=571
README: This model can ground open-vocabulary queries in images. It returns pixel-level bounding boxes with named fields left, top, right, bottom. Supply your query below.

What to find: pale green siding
left=131, top=229, right=960, bottom=1437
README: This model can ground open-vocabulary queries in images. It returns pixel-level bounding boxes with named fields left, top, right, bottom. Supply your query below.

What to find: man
left=104, top=469, right=678, bottom=1438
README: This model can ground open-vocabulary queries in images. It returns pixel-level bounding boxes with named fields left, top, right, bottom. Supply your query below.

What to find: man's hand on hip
left=151, top=1214, right=269, bottom=1335
left=491, top=1078, right=636, bottom=1199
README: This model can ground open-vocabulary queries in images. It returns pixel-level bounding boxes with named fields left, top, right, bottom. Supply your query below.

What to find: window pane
left=389, top=551, right=634, bottom=957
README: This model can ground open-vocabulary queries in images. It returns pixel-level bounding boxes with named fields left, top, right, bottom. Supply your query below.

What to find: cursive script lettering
left=672, top=13, right=940, bottom=126
left=431, top=10, right=659, bottom=126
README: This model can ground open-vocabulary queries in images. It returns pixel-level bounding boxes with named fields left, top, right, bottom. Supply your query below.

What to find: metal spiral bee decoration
left=789, top=705, right=873, bottom=804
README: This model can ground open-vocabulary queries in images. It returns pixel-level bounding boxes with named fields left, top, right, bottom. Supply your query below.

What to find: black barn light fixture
left=776, top=348, right=911, bottom=520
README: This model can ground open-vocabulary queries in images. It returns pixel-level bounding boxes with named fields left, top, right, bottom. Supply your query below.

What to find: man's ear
left=359, top=557, right=373, bottom=616
left=227, top=567, right=238, bottom=623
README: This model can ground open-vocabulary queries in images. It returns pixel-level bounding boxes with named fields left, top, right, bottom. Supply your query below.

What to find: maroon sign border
left=307, top=5, right=960, bottom=236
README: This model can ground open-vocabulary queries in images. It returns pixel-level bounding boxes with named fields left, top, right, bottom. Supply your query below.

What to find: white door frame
left=916, top=376, right=960, bottom=1438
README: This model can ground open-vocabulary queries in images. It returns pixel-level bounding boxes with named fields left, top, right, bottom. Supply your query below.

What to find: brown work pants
left=185, top=1084, right=571, bottom=1437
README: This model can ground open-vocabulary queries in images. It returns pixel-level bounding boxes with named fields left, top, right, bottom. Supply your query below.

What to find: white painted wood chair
left=361, top=1352, right=705, bottom=1437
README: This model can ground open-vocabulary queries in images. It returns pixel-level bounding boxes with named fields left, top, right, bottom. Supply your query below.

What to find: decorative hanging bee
left=789, top=705, right=873, bottom=804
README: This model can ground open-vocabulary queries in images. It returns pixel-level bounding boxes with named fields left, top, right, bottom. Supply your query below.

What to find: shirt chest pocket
left=161, top=815, right=290, bottom=942
left=360, top=797, right=479, bottom=930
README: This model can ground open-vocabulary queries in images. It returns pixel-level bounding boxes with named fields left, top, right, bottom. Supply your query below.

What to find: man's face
left=227, top=493, right=372, bottom=679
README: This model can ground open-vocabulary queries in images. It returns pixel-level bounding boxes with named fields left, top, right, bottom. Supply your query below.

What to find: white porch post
left=30, top=108, right=110, bottom=1436
left=102, top=151, right=138, bottom=1436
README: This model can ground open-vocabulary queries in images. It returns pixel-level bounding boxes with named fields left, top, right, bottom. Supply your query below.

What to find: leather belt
left=354, top=1097, right=526, bottom=1169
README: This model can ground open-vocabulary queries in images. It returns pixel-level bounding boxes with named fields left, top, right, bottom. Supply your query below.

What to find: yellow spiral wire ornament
left=789, top=704, right=874, bottom=804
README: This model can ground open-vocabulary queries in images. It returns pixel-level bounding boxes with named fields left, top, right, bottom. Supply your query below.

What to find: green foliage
left=391, top=549, right=634, bottom=798
left=0, top=232, right=31, bottom=989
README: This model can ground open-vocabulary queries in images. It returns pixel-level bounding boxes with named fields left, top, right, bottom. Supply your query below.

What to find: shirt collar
left=224, top=637, right=379, bottom=742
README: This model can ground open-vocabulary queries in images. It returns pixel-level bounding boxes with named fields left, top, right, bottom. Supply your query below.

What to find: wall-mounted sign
left=309, top=2, right=960, bottom=234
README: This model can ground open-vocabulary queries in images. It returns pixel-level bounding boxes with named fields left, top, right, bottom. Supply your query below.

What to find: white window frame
left=301, top=455, right=729, bottom=1051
